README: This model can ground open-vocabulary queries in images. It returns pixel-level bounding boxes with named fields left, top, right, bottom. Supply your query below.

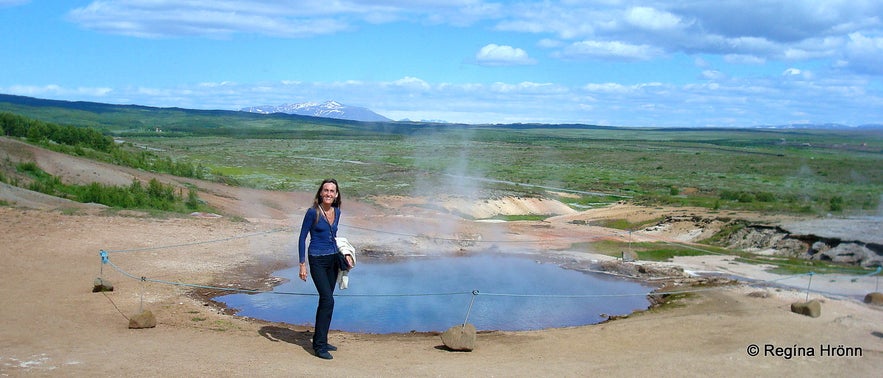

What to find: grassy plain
left=125, top=125, right=882, bottom=216
left=2, top=95, right=881, bottom=216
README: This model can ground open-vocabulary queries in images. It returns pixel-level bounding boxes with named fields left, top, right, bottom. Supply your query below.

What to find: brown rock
left=790, top=300, right=821, bottom=318
left=747, top=290, right=770, bottom=298
left=440, top=323, right=476, bottom=351
left=92, top=277, right=113, bottom=292
left=128, top=310, right=157, bottom=329
left=863, top=292, right=883, bottom=306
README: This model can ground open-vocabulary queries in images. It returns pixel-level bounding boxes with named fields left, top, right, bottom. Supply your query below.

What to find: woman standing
left=298, top=178, right=345, bottom=360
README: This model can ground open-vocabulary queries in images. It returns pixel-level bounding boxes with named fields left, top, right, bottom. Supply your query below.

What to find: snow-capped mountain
left=240, top=100, right=391, bottom=122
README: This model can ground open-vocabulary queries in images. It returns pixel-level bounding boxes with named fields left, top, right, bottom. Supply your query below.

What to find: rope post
left=805, top=271, right=815, bottom=302
left=462, top=290, right=479, bottom=327
left=92, top=250, right=115, bottom=293
left=139, top=276, right=147, bottom=313
left=874, top=266, right=881, bottom=292
left=628, top=229, right=632, bottom=256
left=99, top=250, right=109, bottom=276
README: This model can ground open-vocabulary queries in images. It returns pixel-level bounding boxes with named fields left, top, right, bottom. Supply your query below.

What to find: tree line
left=1, top=111, right=114, bottom=152
left=1, top=111, right=207, bottom=179
left=1, top=112, right=211, bottom=213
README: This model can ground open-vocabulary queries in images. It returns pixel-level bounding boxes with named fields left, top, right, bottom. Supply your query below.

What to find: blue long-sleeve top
left=298, top=206, right=340, bottom=264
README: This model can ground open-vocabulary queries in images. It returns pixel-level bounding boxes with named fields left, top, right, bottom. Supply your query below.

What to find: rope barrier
left=98, top=247, right=846, bottom=301
left=96, top=219, right=879, bottom=277
left=805, top=272, right=815, bottom=302
left=463, top=291, right=479, bottom=327
left=342, top=223, right=880, bottom=276
left=95, top=219, right=882, bottom=330
left=101, top=252, right=475, bottom=297
left=102, top=227, right=291, bottom=254
left=103, top=257, right=270, bottom=294
left=95, top=217, right=881, bottom=298
left=341, top=224, right=552, bottom=244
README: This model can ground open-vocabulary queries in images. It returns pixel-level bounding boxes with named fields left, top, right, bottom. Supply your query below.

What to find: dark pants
left=309, top=253, right=339, bottom=352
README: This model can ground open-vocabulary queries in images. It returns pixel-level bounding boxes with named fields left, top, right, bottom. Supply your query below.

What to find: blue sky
left=1, top=0, right=882, bottom=127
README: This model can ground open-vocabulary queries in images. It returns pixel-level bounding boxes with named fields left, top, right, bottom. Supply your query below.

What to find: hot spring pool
left=216, top=254, right=655, bottom=333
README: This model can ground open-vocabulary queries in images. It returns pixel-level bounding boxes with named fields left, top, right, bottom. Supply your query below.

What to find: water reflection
left=217, top=254, right=655, bottom=333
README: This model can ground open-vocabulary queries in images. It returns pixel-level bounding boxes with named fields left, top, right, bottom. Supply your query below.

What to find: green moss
left=593, top=217, right=663, bottom=231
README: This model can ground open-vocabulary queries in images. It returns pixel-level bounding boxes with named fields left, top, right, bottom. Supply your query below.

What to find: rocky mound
left=644, top=214, right=883, bottom=267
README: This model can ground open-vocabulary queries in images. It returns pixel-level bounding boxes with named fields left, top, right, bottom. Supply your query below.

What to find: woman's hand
left=299, top=263, right=308, bottom=281
left=346, top=255, right=354, bottom=269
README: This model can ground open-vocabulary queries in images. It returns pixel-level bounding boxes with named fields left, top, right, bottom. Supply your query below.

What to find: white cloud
left=475, top=44, right=536, bottom=66
left=724, top=36, right=778, bottom=54
left=495, top=3, right=601, bottom=40
left=694, top=57, right=710, bottom=68
left=5, top=84, right=112, bottom=97
left=489, top=81, right=565, bottom=94
left=580, top=82, right=668, bottom=100
left=537, top=38, right=563, bottom=48
left=842, top=32, right=883, bottom=75
left=11, top=2, right=883, bottom=126
left=561, top=40, right=663, bottom=61
left=389, top=76, right=431, bottom=91
left=197, top=81, right=237, bottom=88
left=9, top=71, right=882, bottom=127
left=723, top=54, right=766, bottom=64
left=491, top=1, right=883, bottom=74
left=65, top=0, right=502, bottom=38
left=582, top=83, right=628, bottom=93
left=625, top=6, right=685, bottom=31
left=67, top=2, right=352, bottom=38
left=701, top=70, right=726, bottom=80
left=62, top=1, right=883, bottom=79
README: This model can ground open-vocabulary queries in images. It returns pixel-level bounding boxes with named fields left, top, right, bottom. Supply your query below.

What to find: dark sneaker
left=325, top=344, right=338, bottom=351
left=315, top=350, right=333, bottom=360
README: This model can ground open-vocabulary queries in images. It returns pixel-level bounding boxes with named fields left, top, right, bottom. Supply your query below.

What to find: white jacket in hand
left=335, top=237, right=356, bottom=289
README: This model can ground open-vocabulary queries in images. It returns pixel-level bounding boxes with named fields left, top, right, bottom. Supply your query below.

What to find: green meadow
left=2, top=95, right=881, bottom=216
left=127, top=126, right=883, bottom=215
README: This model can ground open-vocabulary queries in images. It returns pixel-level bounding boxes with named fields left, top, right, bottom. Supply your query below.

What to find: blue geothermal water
left=216, top=254, right=655, bottom=334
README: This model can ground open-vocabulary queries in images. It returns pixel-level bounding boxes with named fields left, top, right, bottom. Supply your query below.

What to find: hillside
left=0, top=136, right=301, bottom=219
left=0, top=136, right=575, bottom=221
left=0, top=93, right=405, bottom=137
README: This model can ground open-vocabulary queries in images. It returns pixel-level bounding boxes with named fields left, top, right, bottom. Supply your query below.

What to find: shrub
left=754, top=192, right=775, bottom=202
left=186, top=188, right=201, bottom=209
left=829, top=196, right=843, bottom=212
left=8, top=160, right=207, bottom=213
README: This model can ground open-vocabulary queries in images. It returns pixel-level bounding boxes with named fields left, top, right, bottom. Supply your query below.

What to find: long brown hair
left=311, top=178, right=342, bottom=209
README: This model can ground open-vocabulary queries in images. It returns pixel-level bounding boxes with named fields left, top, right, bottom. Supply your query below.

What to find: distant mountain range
left=0, top=93, right=880, bottom=129
left=240, top=100, right=391, bottom=122
left=757, top=123, right=883, bottom=130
